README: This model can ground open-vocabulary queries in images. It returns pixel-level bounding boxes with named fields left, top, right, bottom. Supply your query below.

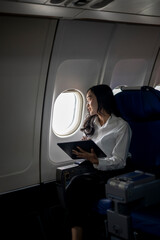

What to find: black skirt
left=65, top=160, right=129, bottom=228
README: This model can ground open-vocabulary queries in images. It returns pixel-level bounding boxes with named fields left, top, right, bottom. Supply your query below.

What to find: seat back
left=115, top=86, right=160, bottom=173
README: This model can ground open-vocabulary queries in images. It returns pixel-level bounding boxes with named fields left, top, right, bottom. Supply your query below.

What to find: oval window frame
left=52, top=89, right=84, bottom=138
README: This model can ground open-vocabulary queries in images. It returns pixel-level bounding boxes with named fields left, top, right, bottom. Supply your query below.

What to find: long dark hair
left=81, top=84, right=119, bottom=136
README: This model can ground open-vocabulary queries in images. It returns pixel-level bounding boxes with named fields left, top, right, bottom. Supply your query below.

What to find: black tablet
left=57, top=140, right=107, bottom=159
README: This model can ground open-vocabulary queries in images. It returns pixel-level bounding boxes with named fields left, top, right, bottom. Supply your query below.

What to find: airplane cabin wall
left=0, top=15, right=57, bottom=193
left=1, top=15, right=160, bottom=193
left=103, top=24, right=160, bottom=88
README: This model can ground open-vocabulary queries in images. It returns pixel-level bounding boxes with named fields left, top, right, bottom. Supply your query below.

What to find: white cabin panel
left=103, top=24, right=160, bottom=88
left=0, top=16, right=57, bottom=193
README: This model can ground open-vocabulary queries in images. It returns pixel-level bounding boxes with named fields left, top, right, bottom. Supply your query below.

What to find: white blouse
left=90, top=114, right=132, bottom=171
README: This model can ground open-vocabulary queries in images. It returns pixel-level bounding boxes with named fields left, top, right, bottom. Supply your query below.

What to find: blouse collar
left=94, top=114, right=112, bottom=128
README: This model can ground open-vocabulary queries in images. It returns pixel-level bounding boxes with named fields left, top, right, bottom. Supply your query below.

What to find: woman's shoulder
left=111, top=114, right=129, bottom=128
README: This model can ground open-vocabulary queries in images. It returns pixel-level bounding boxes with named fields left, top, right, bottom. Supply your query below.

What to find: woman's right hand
left=72, top=147, right=99, bottom=165
left=81, top=136, right=89, bottom=141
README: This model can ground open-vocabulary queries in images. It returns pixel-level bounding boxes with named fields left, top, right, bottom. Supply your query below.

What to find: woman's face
left=86, top=90, right=98, bottom=116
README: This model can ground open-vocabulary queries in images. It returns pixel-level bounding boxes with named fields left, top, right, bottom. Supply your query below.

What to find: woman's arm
left=96, top=123, right=132, bottom=171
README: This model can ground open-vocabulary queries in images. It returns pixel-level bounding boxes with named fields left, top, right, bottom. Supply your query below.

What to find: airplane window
left=52, top=90, right=83, bottom=137
left=112, top=87, right=122, bottom=95
left=149, top=50, right=160, bottom=89
left=112, top=85, right=128, bottom=95
left=155, top=85, right=160, bottom=91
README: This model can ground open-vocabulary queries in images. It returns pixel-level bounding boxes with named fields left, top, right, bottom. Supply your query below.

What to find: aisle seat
left=105, top=86, right=160, bottom=239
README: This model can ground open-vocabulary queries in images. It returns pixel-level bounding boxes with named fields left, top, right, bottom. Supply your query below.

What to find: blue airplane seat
left=106, top=86, right=160, bottom=239
left=115, top=86, right=160, bottom=175
left=131, top=204, right=160, bottom=237
left=93, top=198, right=112, bottom=215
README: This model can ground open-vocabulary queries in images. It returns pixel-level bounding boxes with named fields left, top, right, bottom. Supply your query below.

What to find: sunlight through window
left=155, top=85, right=160, bottom=91
left=52, top=90, right=83, bottom=137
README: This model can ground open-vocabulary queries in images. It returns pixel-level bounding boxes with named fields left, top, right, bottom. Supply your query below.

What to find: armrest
left=105, top=170, right=160, bottom=239
left=105, top=170, right=160, bottom=207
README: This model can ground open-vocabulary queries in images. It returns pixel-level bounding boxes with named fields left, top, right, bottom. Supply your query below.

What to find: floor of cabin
left=0, top=181, right=107, bottom=240
left=0, top=182, right=159, bottom=240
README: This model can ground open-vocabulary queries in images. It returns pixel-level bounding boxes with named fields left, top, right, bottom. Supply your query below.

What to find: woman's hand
left=72, top=147, right=99, bottom=165
left=81, top=136, right=89, bottom=141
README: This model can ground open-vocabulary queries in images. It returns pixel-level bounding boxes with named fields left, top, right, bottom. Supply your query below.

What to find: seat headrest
left=115, top=86, right=160, bottom=121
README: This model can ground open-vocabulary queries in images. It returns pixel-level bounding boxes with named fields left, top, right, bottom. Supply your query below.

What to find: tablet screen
left=57, top=140, right=106, bottom=159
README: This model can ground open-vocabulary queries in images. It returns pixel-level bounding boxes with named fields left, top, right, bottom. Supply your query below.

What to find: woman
left=65, top=84, right=132, bottom=240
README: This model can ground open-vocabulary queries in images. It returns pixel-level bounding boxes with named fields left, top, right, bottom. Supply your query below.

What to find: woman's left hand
left=72, top=147, right=99, bottom=165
